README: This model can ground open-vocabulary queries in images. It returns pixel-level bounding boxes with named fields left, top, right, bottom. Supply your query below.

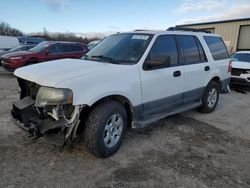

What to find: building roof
left=177, top=17, right=250, bottom=27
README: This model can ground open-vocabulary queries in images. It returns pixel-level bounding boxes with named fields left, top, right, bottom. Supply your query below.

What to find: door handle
left=204, top=66, right=210, bottom=71
left=173, top=70, right=181, bottom=77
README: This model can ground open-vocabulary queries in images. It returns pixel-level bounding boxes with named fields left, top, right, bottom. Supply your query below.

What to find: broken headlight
left=35, top=87, right=73, bottom=107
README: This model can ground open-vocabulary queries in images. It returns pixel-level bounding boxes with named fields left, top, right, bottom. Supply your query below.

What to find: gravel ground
left=0, top=71, right=250, bottom=188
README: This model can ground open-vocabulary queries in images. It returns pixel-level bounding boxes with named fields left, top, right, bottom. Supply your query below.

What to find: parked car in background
left=0, top=45, right=36, bottom=65
left=2, top=41, right=89, bottom=71
left=0, top=35, right=19, bottom=51
left=230, top=51, right=250, bottom=86
left=0, top=45, right=35, bottom=57
left=87, top=40, right=101, bottom=50
left=18, top=36, right=45, bottom=45
left=12, top=30, right=230, bottom=157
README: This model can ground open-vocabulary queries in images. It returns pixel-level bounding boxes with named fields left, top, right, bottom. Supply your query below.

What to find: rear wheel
left=199, top=81, right=219, bottom=113
left=84, top=101, right=127, bottom=158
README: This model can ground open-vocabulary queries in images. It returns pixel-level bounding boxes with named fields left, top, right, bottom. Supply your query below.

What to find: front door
left=140, top=35, right=185, bottom=117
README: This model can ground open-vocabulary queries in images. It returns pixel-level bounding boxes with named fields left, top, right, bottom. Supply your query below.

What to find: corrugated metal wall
left=182, top=20, right=250, bottom=54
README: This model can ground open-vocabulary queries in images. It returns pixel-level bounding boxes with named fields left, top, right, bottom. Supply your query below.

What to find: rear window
left=203, top=36, right=229, bottom=60
left=231, top=53, right=250, bottom=63
left=179, top=35, right=206, bottom=64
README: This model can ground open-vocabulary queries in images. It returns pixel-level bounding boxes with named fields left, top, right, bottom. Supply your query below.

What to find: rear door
left=140, top=35, right=185, bottom=117
left=61, top=44, right=86, bottom=59
left=177, top=35, right=209, bottom=104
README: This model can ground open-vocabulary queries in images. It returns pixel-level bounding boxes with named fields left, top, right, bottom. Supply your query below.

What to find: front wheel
left=84, top=101, right=127, bottom=158
left=199, top=81, right=219, bottom=113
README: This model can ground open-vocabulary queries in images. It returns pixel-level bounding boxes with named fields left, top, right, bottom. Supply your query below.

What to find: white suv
left=12, top=29, right=231, bottom=157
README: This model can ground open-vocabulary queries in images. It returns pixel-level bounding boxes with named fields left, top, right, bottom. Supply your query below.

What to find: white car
left=231, top=51, right=250, bottom=86
left=87, top=40, right=101, bottom=50
left=11, top=29, right=231, bottom=157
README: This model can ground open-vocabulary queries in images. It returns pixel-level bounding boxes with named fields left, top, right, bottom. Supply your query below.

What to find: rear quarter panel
left=198, top=35, right=230, bottom=86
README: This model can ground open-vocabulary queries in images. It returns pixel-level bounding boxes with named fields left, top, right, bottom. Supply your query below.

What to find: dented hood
left=14, top=58, right=117, bottom=87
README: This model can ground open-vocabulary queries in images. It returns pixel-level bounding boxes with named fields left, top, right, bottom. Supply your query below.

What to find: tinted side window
left=62, top=45, right=72, bottom=53
left=149, top=35, right=178, bottom=66
left=195, top=37, right=207, bottom=62
left=48, top=44, right=62, bottom=53
left=179, top=35, right=200, bottom=64
left=204, top=36, right=229, bottom=60
left=62, top=45, right=84, bottom=53
left=72, top=45, right=84, bottom=52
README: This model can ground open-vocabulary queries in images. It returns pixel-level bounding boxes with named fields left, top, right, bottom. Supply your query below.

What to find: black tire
left=84, top=100, right=127, bottom=158
left=199, top=81, right=219, bottom=113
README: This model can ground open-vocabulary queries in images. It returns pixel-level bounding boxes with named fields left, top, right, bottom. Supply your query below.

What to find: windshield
left=29, top=42, right=49, bottom=53
left=8, top=45, right=22, bottom=52
left=84, top=33, right=153, bottom=64
left=231, top=53, right=250, bottom=63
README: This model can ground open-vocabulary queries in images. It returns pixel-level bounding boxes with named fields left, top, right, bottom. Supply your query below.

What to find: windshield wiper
left=91, top=55, right=119, bottom=64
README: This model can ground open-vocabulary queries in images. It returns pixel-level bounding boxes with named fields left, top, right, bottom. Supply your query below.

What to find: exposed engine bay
left=11, top=77, right=83, bottom=144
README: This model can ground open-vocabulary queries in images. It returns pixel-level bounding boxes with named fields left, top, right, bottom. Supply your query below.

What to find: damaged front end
left=11, top=77, right=82, bottom=144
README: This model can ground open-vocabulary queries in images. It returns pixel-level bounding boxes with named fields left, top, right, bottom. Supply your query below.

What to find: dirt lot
left=0, top=70, right=250, bottom=188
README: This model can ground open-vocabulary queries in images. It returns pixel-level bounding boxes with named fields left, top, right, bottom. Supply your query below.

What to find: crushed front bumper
left=11, top=97, right=66, bottom=138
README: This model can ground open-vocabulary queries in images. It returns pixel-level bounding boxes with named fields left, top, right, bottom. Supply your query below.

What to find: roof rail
left=167, top=27, right=211, bottom=33
left=134, top=29, right=152, bottom=31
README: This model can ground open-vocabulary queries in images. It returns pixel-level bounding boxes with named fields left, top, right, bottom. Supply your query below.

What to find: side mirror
left=145, top=55, right=171, bottom=70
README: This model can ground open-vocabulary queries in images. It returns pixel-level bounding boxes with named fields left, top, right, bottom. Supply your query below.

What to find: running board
left=132, top=101, right=202, bottom=129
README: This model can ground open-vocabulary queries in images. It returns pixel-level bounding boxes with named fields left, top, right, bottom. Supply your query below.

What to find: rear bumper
left=230, top=76, right=250, bottom=86
left=11, top=97, right=65, bottom=138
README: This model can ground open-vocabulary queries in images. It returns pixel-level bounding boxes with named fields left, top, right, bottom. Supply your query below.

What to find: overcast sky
left=0, top=0, right=249, bottom=37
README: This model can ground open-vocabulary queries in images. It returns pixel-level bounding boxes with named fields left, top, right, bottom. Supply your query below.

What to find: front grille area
left=231, top=68, right=249, bottom=76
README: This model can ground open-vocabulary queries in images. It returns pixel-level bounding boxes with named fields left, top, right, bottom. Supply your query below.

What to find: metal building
left=177, top=18, right=250, bottom=54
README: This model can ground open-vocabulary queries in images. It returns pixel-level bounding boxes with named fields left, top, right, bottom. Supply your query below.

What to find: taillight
left=228, top=60, right=232, bottom=73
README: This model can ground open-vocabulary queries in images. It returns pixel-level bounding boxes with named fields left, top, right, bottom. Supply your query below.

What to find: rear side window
left=203, top=36, right=229, bottom=60
left=62, top=45, right=84, bottom=53
left=71, top=45, right=84, bottom=52
left=195, top=37, right=207, bottom=62
left=149, top=35, right=178, bottom=66
left=179, top=35, right=204, bottom=64
left=48, top=44, right=62, bottom=53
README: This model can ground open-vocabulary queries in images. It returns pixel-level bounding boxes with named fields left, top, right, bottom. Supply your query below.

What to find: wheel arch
left=210, top=76, right=222, bottom=91
left=78, top=95, right=134, bottom=134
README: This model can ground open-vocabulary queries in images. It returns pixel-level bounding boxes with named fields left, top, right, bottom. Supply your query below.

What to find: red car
left=2, top=41, right=89, bottom=71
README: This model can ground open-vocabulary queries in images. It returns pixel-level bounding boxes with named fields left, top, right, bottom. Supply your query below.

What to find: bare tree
left=0, top=22, right=23, bottom=36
